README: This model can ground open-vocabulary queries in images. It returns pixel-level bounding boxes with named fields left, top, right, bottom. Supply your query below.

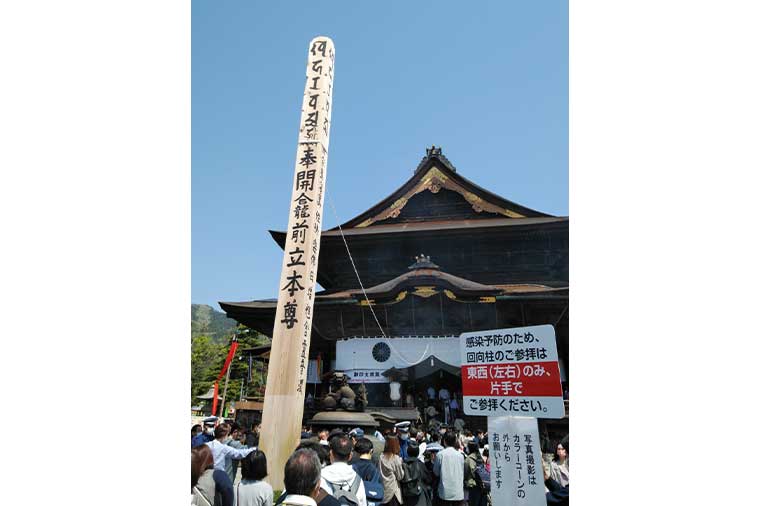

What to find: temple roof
left=197, top=388, right=224, bottom=400
left=220, top=279, right=568, bottom=312
left=270, top=146, right=558, bottom=247
left=320, top=254, right=503, bottom=301
left=270, top=216, right=567, bottom=247
left=220, top=256, right=567, bottom=314
left=334, top=146, right=552, bottom=228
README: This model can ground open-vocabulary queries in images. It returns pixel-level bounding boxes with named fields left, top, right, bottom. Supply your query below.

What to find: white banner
left=336, top=337, right=461, bottom=371
left=488, top=416, right=547, bottom=506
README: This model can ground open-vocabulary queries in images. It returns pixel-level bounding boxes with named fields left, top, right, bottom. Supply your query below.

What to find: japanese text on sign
left=488, top=416, right=545, bottom=506
left=460, top=325, right=565, bottom=418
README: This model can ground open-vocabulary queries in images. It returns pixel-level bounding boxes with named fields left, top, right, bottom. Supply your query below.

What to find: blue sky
left=192, top=1, right=568, bottom=309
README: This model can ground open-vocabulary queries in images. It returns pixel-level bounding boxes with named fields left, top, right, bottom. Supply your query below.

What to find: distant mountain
left=191, top=304, right=238, bottom=342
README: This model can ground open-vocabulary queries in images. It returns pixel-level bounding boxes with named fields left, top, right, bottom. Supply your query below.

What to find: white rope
left=326, top=194, right=388, bottom=339
left=386, top=340, right=432, bottom=366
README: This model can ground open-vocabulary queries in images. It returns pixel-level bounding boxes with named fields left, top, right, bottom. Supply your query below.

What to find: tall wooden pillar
left=259, top=36, right=335, bottom=490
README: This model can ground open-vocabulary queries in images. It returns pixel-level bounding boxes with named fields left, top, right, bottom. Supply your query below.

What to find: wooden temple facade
left=221, top=146, right=568, bottom=435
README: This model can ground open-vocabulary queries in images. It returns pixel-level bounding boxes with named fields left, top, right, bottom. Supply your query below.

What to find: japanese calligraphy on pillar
left=488, top=416, right=546, bottom=506
left=259, top=36, right=335, bottom=491
left=460, top=324, right=565, bottom=418
left=273, top=36, right=334, bottom=395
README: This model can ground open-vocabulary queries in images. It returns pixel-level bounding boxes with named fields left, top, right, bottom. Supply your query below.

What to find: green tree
left=191, top=319, right=270, bottom=408
left=191, top=334, right=224, bottom=401
left=225, top=326, right=270, bottom=402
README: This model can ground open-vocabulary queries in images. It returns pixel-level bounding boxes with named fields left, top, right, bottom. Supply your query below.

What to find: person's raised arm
left=224, top=444, right=255, bottom=460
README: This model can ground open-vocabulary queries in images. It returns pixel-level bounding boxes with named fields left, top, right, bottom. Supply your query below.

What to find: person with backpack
left=379, top=435, right=405, bottom=506
left=421, top=441, right=442, bottom=504
left=464, top=442, right=488, bottom=506
left=321, top=434, right=368, bottom=506
left=352, top=437, right=384, bottom=506
left=400, top=442, right=432, bottom=506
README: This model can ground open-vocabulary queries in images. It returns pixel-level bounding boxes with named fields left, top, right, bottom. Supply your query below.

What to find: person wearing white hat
left=394, top=421, right=411, bottom=460
left=192, top=416, right=218, bottom=448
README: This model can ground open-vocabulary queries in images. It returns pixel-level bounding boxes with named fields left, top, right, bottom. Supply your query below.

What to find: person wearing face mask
left=192, top=416, right=218, bottom=448
left=395, top=422, right=411, bottom=460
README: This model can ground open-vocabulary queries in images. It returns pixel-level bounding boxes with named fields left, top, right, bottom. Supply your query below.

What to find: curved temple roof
left=269, top=146, right=559, bottom=247
left=334, top=146, right=553, bottom=229
left=220, top=256, right=567, bottom=314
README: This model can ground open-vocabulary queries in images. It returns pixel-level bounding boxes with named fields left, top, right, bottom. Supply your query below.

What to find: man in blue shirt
left=191, top=416, right=217, bottom=448
left=395, top=421, right=411, bottom=459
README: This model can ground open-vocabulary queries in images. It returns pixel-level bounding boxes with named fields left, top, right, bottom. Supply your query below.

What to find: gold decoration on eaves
left=443, top=290, right=497, bottom=304
left=412, top=286, right=438, bottom=298
left=356, top=166, right=525, bottom=227
left=356, top=290, right=408, bottom=307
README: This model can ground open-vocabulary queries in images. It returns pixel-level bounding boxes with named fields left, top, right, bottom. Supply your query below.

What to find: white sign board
left=460, top=324, right=565, bottom=418
left=488, top=416, right=547, bottom=506
left=344, top=369, right=388, bottom=383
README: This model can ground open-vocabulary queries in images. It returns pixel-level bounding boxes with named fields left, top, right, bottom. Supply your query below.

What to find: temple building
left=221, top=146, right=568, bottom=436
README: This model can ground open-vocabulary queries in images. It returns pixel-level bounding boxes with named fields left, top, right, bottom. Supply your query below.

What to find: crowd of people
left=191, top=416, right=569, bottom=506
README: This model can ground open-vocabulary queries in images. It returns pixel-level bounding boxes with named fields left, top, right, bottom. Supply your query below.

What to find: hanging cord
left=326, top=194, right=388, bottom=339
left=386, top=340, right=431, bottom=366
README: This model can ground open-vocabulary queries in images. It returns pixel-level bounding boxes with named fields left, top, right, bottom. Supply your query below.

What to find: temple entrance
left=381, top=355, right=463, bottom=425
left=413, top=370, right=462, bottom=425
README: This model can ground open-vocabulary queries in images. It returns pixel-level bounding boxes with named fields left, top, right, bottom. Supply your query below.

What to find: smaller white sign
left=344, top=369, right=389, bottom=383
left=488, top=416, right=547, bottom=506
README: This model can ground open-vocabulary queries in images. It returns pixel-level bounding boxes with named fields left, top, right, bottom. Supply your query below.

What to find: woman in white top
left=235, top=450, right=274, bottom=506
left=192, top=445, right=216, bottom=506
left=549, top=439, right=569, bottom=487
left=379, top=435, right=405, bottom=505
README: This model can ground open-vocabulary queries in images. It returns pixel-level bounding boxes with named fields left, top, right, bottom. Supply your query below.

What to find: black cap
left=328, top=428, right=346, bottom=441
